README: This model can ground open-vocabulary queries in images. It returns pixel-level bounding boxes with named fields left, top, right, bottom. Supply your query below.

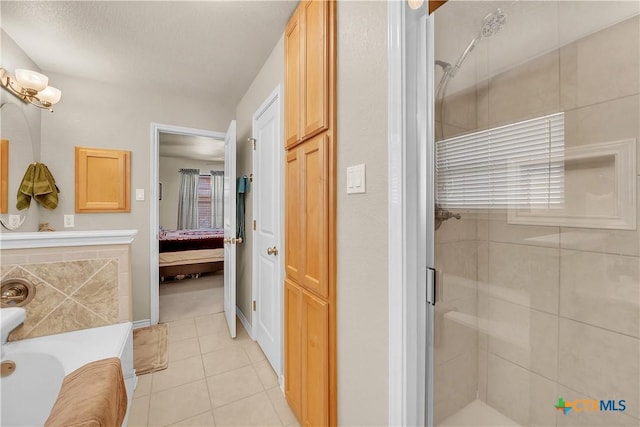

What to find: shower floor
left=438, top=399, right=520, bottom=427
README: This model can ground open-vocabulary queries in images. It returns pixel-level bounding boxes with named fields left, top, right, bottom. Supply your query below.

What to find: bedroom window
left=197, top=174, right=213, bottom=229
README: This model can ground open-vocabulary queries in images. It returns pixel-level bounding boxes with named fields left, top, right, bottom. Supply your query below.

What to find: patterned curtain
left=210, top=170, right=224, bottom=229
left=177, top=168, right=200, bottom=229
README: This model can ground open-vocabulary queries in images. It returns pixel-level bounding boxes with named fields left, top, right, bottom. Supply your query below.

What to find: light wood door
left=300, top=134, right=329, bottom=298
left=301, top=0, right=329, bottom=140
left=285, top=279, right=303, bottom=419
left=302, top=290, right=329, bottom=427
left=285, top=8, right=302, bottom=148
left=285, top=149, right=303, bottom=282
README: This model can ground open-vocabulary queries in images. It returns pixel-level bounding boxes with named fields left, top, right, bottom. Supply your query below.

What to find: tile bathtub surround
left=129, top=313, right=298, bottom=427
left=1, top=244, right=131, bottom=340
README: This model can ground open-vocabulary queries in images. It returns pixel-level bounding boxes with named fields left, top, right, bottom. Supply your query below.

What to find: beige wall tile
left=63, top=250, right=99, bottom=261
left=560, top=250, right=640, bottom=338
left=564, top=94, right=639, bottom=173
left=435, top=217, right=477, bottom=244
left=433, top=350, right=478, bottom=425
left=118, top=295, right=131, bottom=322
left=488, top=50, right=560, bottom=128
left=0, top=254, right=27, bottom=266
left=434, top=296, right=477, bottom=366
left=558, top=319, right=640, bottom=419
left=7, top=268, right=66, bottom=341
left=561, top=16, right=639, bottom=110
left=71, top=260, right=118, bottom=322
left=486, top=353, right=557, bottom=427
left=487, top=298, right=558, bottom=380
left=442, top=86, right=477, bottom=131
left=26, top=299, right=108, bottom=339
left=22, top=259, right=107, bottom=295
left=560, top=178, right=640, bottom=257
left=488, top=242, right=560, bottom=314
left=435, top=241, right=477, bottom=302
left=1, top=264, right=17, bottom=278
left=490, top=221, right=560, bottom=248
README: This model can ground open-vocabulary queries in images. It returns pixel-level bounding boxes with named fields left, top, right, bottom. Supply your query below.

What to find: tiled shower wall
left=436, top=15, right=640, bottom=427
left=0, top=244, right=131, bottom=340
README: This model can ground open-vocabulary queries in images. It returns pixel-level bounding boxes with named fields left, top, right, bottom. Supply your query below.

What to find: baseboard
left=236, top=306, right=254, bottom=340
left=133, top=319, right=151, bottom=329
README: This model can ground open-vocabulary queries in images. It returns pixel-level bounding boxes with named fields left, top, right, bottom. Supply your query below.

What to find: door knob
left=267, top=246, right=279, bottom=256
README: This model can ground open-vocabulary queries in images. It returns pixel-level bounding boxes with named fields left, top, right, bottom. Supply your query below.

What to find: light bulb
left=408, top=0, right=424, bottom=10
left=14, top=69, right=48, bottom=92
left=38, top=86, right=62, bottom=105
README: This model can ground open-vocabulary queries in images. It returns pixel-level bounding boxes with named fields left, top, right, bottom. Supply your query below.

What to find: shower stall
left=414, top=1, right=640, bottom=426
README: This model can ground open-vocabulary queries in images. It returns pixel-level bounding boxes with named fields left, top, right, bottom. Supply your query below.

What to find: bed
left=158, top=229, right=225, bottom=280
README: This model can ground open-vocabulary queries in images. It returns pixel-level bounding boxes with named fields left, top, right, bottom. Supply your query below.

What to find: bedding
left=158, top=228, right=225, bottom=280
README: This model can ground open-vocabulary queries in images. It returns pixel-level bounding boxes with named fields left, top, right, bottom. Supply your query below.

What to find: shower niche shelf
left=508, top=138, right=637, bottom=230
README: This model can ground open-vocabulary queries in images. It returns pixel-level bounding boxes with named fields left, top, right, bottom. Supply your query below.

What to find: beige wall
left=158, top=156, right=224, bottom=230
left=336, top=2, right=389, bottom=425
left=0, top=31, right=42, bottom=232
left=234, top=35, right=285, bottom=324
left=39, top=73, right=233, bottom=321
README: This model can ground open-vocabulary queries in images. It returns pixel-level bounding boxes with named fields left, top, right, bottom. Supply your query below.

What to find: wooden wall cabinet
left=284, top=0, right=335, bottom=425
left=285, top=279, right=330, bottom=427
left=285, top=0, right=329, bottom=149
left=75, top=146, right=131, bottom=213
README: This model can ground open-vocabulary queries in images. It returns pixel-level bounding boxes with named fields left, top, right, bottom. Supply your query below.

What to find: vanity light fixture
left=0, top=68, right=62, bottom=112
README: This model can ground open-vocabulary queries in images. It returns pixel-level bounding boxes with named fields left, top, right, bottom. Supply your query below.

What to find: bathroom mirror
left=0, top=103, right=34, bottom=230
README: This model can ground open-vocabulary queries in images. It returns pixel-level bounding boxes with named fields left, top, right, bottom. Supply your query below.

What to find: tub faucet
left=1, top=307, right=26, bottom=345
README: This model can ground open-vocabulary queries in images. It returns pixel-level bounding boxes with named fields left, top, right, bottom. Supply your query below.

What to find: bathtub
left=0, top=322, right=135, bottom=427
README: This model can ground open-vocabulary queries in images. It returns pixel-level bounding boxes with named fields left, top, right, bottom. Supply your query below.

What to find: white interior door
left=223, top=120, right=237, bottom=338
left=252, top=89, right=282, bottom=375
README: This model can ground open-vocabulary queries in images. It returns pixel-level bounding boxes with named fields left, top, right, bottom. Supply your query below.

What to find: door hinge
left=426, top=267, right=436, bottom=306
left=253, top=220, right=256, bottom=230
left=253, top=300, right=257, bottom=311
left=248, top=137, right=256, bottom=150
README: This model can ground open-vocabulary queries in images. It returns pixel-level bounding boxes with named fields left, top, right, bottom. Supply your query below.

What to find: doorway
left=150, top=123, right=227, bottom=327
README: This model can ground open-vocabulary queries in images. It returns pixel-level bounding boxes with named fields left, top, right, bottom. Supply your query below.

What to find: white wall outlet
left=63, top=214, right=74, bottom=228
left=346, top=164, right=366, bottom=194
left=135, top=189, right=145, bottom=201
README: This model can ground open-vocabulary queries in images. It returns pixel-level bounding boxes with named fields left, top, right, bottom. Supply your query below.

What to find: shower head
left=448, top=8, right=508, bottom=78
left=479, top=9, right=507, bottom=39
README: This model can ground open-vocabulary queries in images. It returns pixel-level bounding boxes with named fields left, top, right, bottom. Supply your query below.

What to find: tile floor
left=129, top=313, right=299, bottom=426
left=159, top=272, right=224, bottom=323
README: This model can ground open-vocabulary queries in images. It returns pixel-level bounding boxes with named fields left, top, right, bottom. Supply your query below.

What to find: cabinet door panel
left=285, top=9, right=302, bottom=148
left=302, top=290, right=329, bottom=427
left=302, top=0, right=329, bottom=139
left=301, top=134, right=329, bottom=298
left=285, top=279, right=303, bottom=420
left=285, top=149, right=303, bottom=282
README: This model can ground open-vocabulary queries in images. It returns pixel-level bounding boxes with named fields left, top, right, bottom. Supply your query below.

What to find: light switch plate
left=346, top=164, right=366, bottom=194
left=135, top=189, right=145, bottom=201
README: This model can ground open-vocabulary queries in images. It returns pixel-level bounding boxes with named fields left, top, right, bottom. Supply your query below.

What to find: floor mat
left=133, top=323, right=168, bottom=375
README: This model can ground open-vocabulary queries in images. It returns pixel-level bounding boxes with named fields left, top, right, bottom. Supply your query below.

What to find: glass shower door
left=429, top=2, right=640, bottom=426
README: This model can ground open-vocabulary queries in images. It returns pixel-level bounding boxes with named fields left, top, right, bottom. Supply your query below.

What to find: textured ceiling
left=1, top=0, right=297, bottom=105
left=159, top=133, right=224, bottom=162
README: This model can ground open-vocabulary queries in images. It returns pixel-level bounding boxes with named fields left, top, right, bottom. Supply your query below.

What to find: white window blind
left=436, top=112, right=565, bottom=209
